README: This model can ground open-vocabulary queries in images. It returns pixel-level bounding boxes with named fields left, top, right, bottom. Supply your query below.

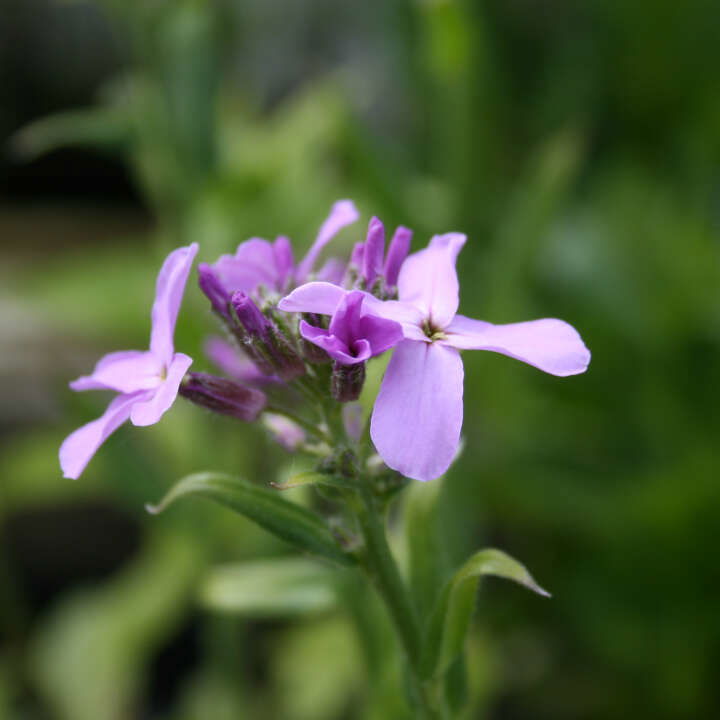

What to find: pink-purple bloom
left=59, top=243, right=198, bottom=479
left=296, top=290, right=403, bottom=365
left=280, top=232, right=590, bottom=481
left=198, top=200, right=359, bottom=310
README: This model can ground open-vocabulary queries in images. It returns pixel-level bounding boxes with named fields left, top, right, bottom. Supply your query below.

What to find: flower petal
left=273, top=236, right=295, bottom=290
left=278, top=281, right=345, bottom=315
left=357, top=313, right=404, bottom=355
left=444, top=315, right=591, bottom=376
left=129, top=352, right=193, bottom=426
left=59, top=391, right=150, bottom=479
left=70, top=351, right=163, bottom=393
left=299, top=321, right=369, bottom=365
left=296, top=200, right=360, bottom=282
left=370, top=340, right=464, bottom=481
left=213, top=239, right=278, bottom=295
left=397, top=233, right=466, bottom=328
left=315, top=257, right=346, bottom=285
left=150, top=243, right=199, bottom=364
left=361, top=296, right=427, bottom=342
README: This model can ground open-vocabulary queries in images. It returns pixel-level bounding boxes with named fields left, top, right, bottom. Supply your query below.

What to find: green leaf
left=10, top=108, right=129, bottom=160
left=147, top=472, right=353, bottom=566
left=422, top=548, right=550, bottom=679
left=200, top=558, right=337, bottom=617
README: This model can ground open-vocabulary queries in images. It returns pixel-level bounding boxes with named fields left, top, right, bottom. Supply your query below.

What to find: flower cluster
left=61, top=201, right=590, bottom=482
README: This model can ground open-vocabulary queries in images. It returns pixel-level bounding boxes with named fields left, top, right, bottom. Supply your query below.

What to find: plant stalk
left=356, top=486, right=445, bottom=719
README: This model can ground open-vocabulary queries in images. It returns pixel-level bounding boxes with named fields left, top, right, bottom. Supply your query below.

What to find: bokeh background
left=2, top=0, right=719, bottom=718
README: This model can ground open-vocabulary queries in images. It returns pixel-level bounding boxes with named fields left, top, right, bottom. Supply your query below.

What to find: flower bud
left=198, top=263, right=231, bottom=320
left=384, top=226, right=412, bottom=288
left=362, top=217, right=385, bottom=288
left=231, top=292, right=306, bottom=381
left=331, top=361, right=366, bottom=402
left=179, top=372, right=266, bottom=421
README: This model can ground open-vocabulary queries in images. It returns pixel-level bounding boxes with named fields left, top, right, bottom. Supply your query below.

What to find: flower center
left=422, top=319, right=447, bottom=342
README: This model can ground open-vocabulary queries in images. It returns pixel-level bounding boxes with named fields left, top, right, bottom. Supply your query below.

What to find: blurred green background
left=1, top=0, right=719, bottom=718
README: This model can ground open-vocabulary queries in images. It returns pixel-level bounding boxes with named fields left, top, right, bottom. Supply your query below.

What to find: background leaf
left=422, top=548, right=550, bottom=680
left=148, top=472, right=353, bottom=566
left=199, top=558, right=337, bottom=617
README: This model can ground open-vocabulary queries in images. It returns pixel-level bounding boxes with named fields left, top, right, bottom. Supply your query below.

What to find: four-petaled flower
left=278, top=233, right=590, bottom=481
left=59, top=243, right=198, bottom=479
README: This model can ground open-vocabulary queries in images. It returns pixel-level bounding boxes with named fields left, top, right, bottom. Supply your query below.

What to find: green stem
left=356, top=486, right=444, bottom=719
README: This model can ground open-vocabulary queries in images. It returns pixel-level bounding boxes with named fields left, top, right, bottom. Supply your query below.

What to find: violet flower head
left=283, top=289, right=403, bottom=366
left=280, top=234, right=590, bottom=481
left=198, top=200, right=359, bottom=310
left=59, top=243, right=198, bottom=479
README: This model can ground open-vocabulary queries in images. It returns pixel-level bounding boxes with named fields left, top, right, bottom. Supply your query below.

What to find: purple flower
left=279, top=234, right=590, bottom=481
left=198, top=200, right=359, bottom=310
left=294, top=290, right=403, bottom=366
left=59, top=243, right=199, bottom=479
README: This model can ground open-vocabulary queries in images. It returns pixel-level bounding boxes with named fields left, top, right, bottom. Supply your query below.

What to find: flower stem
left=355, top=486, right=445, bottom=719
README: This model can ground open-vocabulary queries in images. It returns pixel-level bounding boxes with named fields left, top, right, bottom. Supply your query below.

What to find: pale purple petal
left=384, top=226, right=412, bottom=287
left=358, top=313, right=404, bottom=355
left=397, top=233, right=466, bottom=329
left=296, top=200, right=360, bottom=282
left=129, top=352, right=192, bottom=426
left=150, top=243, right=199, bottom=364
left=70, top=351, right=163, bottom=394
left=278, top=281, right=345, bottom=315
left=315, top=257, right=346, bottom=285
left=213, top=238, right=279, bottom=295
left=371, top=340, right=463, bottom=481
left=444, top=315, right=591, bottom=376
left=361, top=296, right=427, bottom=342
left=59, top=391, right=151, bottom=479
left=362, top=216, right=385, bottom=286
left=273, top=236, right=295, bottom=289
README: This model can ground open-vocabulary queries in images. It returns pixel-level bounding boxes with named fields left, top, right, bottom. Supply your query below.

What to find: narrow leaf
left=147, top=472, right=353, bottom=566
left=422, top=548, right=549, bottom=678
left=200, top=558, right=337, bottom=617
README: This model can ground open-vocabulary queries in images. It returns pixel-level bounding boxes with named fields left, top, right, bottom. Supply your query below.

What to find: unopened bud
left=198, top=264, right=231, bottom=320
left=362, top=217, right=385, bottom=288
left=331, top=361, right=366, bottom=402
left=384, top=226, right=412, bottom=289
left=179, top=372, right=266, bottom=420
left=231, top=292, right=306, bottom=381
